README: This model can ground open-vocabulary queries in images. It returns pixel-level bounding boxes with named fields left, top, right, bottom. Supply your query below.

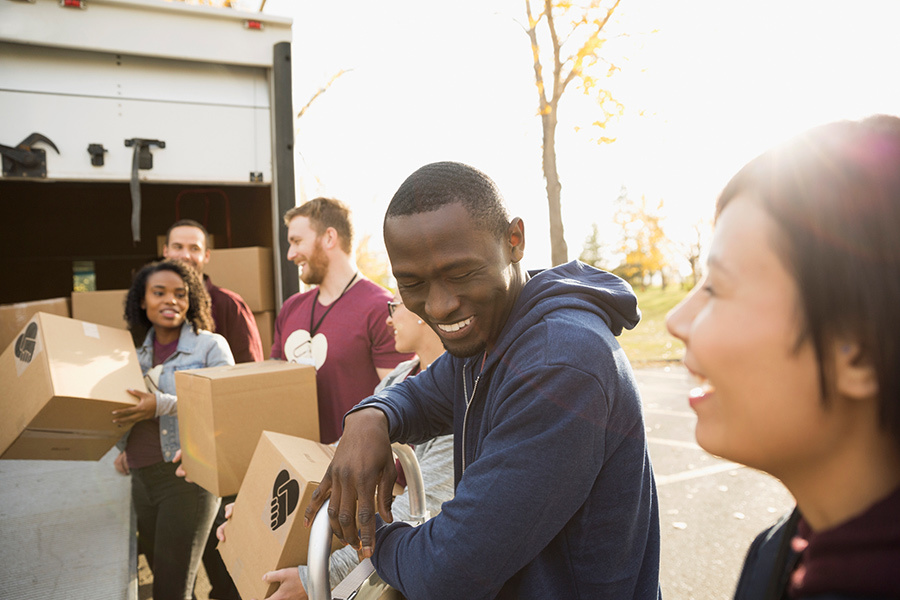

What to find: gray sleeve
left=297, top=544, right=361, bottom=592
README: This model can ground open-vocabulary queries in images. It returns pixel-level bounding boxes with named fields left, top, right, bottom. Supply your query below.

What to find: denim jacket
left=120, top=321, right=234, bottom=462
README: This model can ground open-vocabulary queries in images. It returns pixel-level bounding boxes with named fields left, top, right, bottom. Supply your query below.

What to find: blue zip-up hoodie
left=357, top=261, right=661, bottom=599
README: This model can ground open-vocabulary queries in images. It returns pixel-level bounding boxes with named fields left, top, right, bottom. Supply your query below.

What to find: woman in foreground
left=113, top=259, right=234, bottom=600
left=667, top=115, right=900, bottom=599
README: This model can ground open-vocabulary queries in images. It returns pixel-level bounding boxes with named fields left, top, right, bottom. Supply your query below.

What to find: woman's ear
left=833, top=341, right=879, bottom=401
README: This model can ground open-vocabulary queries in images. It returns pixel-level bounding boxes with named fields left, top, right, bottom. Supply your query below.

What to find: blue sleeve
left=206, top=333, right=235, bottom=367
left=370, top=363, right=609, bottom=599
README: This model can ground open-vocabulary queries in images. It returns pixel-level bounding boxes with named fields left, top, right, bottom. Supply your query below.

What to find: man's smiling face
left=385, top=202, right=523, bottom=358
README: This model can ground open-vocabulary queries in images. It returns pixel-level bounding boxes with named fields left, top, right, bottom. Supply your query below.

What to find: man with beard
left=305, top=163, right=661, bottom=599
left=272, top=198, right=413, bottom=443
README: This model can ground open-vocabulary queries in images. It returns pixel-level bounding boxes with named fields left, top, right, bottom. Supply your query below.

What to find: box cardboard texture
left=253, top=310, right=274, bottom=359
left=71, top=289, right=128, bottom=330
left=0, top=297, right=70, bottom=351
left=0, top=312, right=144, bottom=460
left=219, top=431, right=342, bottom=600
left=175, top=361, right=318, bottom=497
left=205, top=247, right=274, bottom=312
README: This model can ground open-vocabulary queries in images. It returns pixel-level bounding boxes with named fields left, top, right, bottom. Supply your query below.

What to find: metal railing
left=307, top=443, right=427, bottom=600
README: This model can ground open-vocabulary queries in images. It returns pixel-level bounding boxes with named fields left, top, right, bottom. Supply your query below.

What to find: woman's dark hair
left=124, top=259, right=214, bottom=345
left=717, top=115, right=900, bottom=440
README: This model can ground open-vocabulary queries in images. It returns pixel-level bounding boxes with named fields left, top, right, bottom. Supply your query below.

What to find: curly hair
left=124, top=259, right=214, bottom=346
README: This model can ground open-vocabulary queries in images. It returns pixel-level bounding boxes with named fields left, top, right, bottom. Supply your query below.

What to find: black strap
left=309, top=272, right=358, bottom=336
left=763, top=508, right=802, bottom=600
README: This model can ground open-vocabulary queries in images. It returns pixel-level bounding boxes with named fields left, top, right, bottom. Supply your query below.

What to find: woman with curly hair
left=112, top=259, right=234, bottom=600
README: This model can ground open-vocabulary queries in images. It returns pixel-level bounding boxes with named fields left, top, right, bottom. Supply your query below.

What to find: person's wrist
left=346, top=407, right=389, bottom=433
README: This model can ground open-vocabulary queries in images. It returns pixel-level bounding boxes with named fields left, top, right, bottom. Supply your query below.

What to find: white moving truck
left=0, top=0, right=299, bottom=308
left=0, top=2, right=297, bottom=598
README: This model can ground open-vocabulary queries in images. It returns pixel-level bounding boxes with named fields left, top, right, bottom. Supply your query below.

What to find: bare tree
left=523, top=0, right=624, bottom=266
left=681, top=220, right=709, bottom=289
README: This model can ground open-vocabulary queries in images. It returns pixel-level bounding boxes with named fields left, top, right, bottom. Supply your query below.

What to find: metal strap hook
left=124, top=138, right=165, bottom=243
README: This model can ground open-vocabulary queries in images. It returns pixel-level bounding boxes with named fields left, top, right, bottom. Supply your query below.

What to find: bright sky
left=260, top=0, right=900, bottom=273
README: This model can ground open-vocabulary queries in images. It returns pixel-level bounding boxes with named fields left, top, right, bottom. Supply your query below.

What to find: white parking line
left=644, top=407, right=696, bottom=418
left=647, top=437, right=702, bottom=450
left=655, top=462, right=743, bottom=486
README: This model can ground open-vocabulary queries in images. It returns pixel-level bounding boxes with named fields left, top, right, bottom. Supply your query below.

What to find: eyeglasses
left=387, top=300, right=403, bottom=318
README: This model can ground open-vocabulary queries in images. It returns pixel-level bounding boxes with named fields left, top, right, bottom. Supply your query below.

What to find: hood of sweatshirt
left=483, top=260, right=640, bottom=369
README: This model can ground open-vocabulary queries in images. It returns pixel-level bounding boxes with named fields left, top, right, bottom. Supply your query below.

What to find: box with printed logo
left=0, top=297, right=70, bottom=352
left=218, top=431, right=342, bottom=600
left=174, top=361, right=319, bottom=497
left=0, top=312, right=144, bottom=460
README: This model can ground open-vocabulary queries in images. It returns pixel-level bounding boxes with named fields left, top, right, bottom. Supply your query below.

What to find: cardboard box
left=0, top=297, right=70, bottom=352
left=71, top=289, right=129, bottom=330
left=175, top=361, right=319, bottom=497
left=205, top=247, right=274, bottom=312
left=253, top=310, right=274, bottom=360
left=219, top=431, right=341, bottom=600
left=0, top=313, right=143, bottom=460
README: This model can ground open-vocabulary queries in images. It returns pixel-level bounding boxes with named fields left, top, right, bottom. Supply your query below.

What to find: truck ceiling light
left=244, top=20, right=264, bottom=30
left=60, top=0, right=86, bottom=8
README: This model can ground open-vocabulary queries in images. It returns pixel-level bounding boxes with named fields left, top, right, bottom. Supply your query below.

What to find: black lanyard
left=309, top=272, right=358, bottom=336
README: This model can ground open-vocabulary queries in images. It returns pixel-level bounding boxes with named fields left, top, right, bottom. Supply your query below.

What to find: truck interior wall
left=0, top=181, right=274, bottom=304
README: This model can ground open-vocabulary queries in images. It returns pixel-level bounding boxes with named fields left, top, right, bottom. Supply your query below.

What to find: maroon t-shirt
left=789, top=485, right=900, bottom=598
left=272, top=278, right=414, bottom=443
left=205, top=275, right=264, bottom=364
left=125, top=335, right=179, bottom=469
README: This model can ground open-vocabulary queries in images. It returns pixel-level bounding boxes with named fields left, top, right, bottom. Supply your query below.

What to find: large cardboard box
left=0, top=312, right=143, bottom=460
left=0, top=297, right=70, bottom=352
left=205, top=247, right=274, bottom=312
left=218, top=431, right=341, bottom=600
left=175, top=361, right=318, bottom=497
left=253, top=310, right=274, bottom=360
left=71, top=289, right=129, bottom=330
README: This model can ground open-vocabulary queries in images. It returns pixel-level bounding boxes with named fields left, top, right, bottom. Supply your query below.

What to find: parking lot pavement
left=635, top=366, right=795, bottom=600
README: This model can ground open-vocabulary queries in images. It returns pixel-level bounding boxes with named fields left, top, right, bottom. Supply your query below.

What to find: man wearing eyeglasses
left=272, top=197, right=413, bottom=444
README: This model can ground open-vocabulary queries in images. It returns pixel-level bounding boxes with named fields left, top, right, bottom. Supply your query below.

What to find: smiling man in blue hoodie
left=305, top=161, right=661, bottom=599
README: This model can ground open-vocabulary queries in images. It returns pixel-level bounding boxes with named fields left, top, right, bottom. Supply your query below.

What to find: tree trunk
left=541, top=110, right=568, bottom=266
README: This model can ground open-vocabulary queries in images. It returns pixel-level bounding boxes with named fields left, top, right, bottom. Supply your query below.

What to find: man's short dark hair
left=166, top=219, right=209, bottom=248
left=384, top=162, right=510, bottom=238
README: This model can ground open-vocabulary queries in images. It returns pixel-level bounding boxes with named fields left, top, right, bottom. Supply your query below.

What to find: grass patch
left=618, top=285, right=690, bottom=366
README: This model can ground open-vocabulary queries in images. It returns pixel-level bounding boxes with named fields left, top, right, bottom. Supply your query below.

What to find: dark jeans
left=202, top=494, right=241, bottom=600
left=132, top=460, right=220, bottom=600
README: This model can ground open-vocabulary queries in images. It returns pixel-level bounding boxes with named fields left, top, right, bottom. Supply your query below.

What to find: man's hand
left=253, top=567, right=308, bottom=600
left=113, top=451, right=130, bottom=475
left=112, top=389, right=157, bottom=426
left=304, top=408, right=396, bottom=558
left=216, top=502, right=235, bottom=543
